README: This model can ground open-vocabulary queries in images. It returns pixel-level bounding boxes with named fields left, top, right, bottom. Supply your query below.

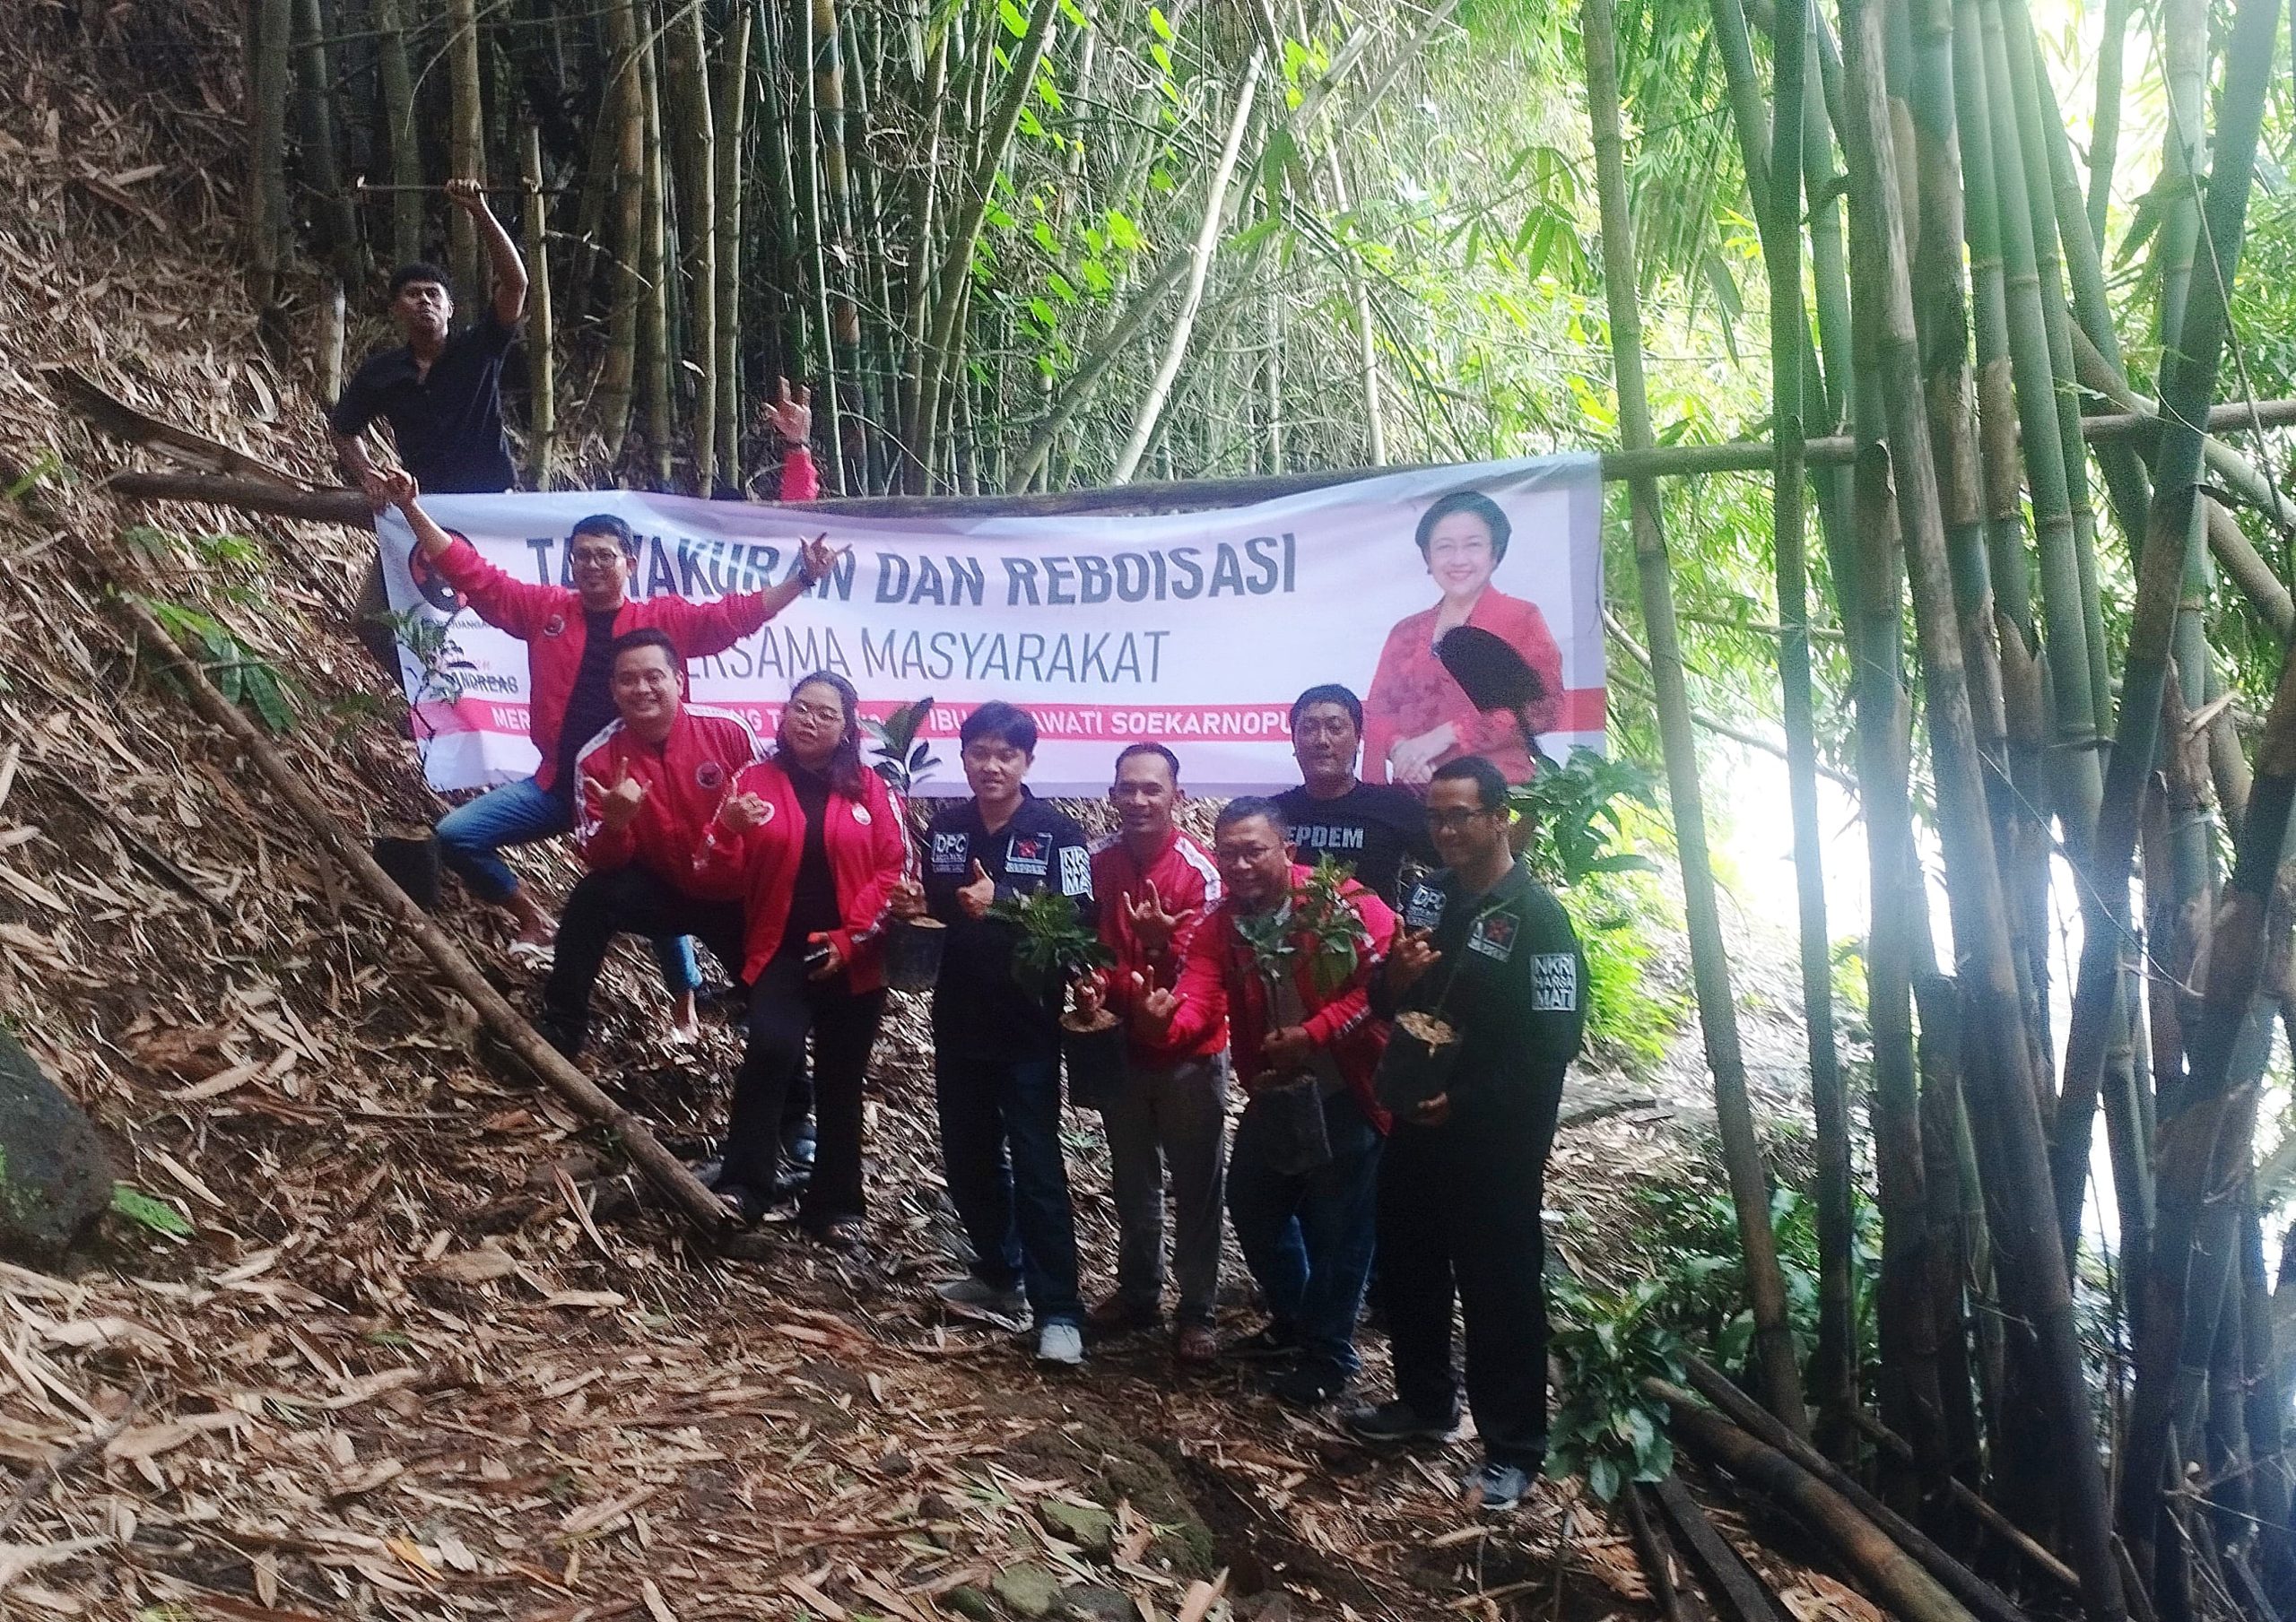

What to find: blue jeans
left=935, top=1047, right=1083, bottom=1325
left=1227, top=1086, right=1383, bottom=1375
left=436, top=776, right=700, bottom=993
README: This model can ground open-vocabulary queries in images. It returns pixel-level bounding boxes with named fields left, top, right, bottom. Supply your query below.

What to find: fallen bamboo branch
left=1842, top=1409, right=2081, bottom=1591
left=99, top=391, right=2296, bottom=524
left=105, top=592, right=734, bottom=1238
left=1676, top=1356, right=2033, bottom=1622
left=1658, top=1388, right=1981, bottom=1622
left=1625, top=1480, right=1709, bottom=1622
left=1647, top=1473, right=1794, bottom=1622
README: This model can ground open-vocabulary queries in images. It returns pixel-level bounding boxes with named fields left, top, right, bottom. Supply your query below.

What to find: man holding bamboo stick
left=1344, top=754, right=1585, bottom=1514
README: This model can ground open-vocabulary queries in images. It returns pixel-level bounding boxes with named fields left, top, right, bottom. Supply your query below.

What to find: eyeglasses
left=785, top=701, right=845, bottom=724
left=570, top=549, right=625, bottom=568
left=1424, top=808, right=1499, bottom=832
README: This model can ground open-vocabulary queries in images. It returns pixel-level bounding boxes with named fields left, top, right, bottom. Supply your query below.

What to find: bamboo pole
left=1110, top=62, right=1261, bottom=485
left=1833, top=0, right=2126, bottom=1609
left=1659, top=1392, right=1982, bottom=1622
left=2105, top=0, right=2284, bottom=1574
left=247, top=0, right=291, bottom=314
left=598, top=0, right=645, bottom=461
left=521, top=124, right=554, bottom=490
left=712, top=1, right=752, bottom=484
left=668, top=0, right=718, bottom=495
left=639, top=25, right=673, bottom=486
left=445, top=0, right=484, bottom=300
left=1752, top=0, right=1856, bottom=1456
left=373, top=0, right=422, bottom=269
left=108, top=595, right=732, bottom=1236
left=1585, top=0, right=1810, bottom=1440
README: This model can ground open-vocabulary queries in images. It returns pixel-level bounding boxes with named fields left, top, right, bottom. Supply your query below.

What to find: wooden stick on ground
left=1648, top=1474, right=1795, bottom=1622
left=1661, top=1392, right=1981, bottom=1622
left=107, top=593, right=734, bottom=1238
left=1674, top=1357, right=2034, bottom=1622
left=1625, top=1480, right=1710, bottom=1622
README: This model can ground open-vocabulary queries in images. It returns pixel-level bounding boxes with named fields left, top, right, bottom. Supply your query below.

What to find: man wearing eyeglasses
left=381, top=473, right=839, bottom=1042
left=1344, top=754, right=1585, bottom=1515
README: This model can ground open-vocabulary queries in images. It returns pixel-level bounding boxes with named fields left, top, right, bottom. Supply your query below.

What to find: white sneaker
left=1035, top=1322, right=1085, bottom=1367
left=934, top=1275, right=1029, bottom=1321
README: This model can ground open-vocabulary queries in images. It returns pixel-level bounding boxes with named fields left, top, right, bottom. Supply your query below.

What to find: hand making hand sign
left=760, top=376, right=813, bottom=447
left=956, top=859, right=996, bottom=921
left=718, top=790, right=770, bottom=835
left=1132, top=965, right=1179, bottom=1037
left=586, top=758, right=648, bottom=833
left=1387, top=926, right=1443, bottom=994
left=1125, top=880, right=1185, bottom=954
left=797, top=532, right=846, bottom=585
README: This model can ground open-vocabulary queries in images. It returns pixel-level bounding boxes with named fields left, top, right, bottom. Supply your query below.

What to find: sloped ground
left=0, top=9, right=1857, bottom=1619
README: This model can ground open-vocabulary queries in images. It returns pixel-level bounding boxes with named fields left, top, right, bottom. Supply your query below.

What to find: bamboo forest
left=17, top=0, right=2296, bottom=1615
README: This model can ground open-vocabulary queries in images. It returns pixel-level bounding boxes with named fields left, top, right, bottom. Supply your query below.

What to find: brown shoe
left=1085, top=1295, right=1161, bottom=1337
left=1173, top=1323, right=1219, bottom=1366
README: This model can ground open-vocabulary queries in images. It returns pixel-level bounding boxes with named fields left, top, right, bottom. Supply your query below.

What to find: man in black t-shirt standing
left=331, top=178, right=528, bottom=502
left=1273, top=684, right=1435, bottom=906
left=888, top=702, right=1096, bottom=1369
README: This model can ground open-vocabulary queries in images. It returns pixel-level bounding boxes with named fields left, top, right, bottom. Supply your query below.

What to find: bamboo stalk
left=712, top=1, right=752, bottom=485
left=1585, top=0, right=1810, bottom=1441
left=639, top=22, right=672, bottom=485
left=598, top=0, right=645, bottom=461
left=521, top=124, right=554, bottom=490
left=1110, top=62, right=1261, bottom=484
left=247, top=0, right=292, bottom=313
left=1833, top=0, right=2126, bottom=1609
left=668, top=0, right=718, bottom=495
left=445, top=0, right=484, bottom=299
left=2093, top=0, right=2282, bottom=1580
left=1659, top=1392, right=1982, bottom=1622
left=373, top=0, right=422, bottom=269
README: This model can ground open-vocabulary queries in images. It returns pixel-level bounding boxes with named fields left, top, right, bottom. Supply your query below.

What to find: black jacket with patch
left=1378, top=861, right=1586, bottom=1109
left=920, top=790, right=1097, bottom=1062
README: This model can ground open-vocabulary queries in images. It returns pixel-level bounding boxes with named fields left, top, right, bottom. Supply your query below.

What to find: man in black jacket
left=890, top=702, right=1096, bottom=1367
left=1344, top=754, right=1586, bottom=1514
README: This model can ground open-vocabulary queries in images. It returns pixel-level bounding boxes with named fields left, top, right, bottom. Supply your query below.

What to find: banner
left=377, top=455, right=1604, bottom=796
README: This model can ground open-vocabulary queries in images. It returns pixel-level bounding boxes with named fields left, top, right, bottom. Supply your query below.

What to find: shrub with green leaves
left=1545, top=1274, right=1684, bottom=1500
left=133, top=594, right=297, bottom=733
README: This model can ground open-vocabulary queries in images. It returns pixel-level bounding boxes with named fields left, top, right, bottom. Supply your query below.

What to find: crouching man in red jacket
left=536, top=629, right=763, bottom=1057
left=1135, top=796, right=1396, bottom=1409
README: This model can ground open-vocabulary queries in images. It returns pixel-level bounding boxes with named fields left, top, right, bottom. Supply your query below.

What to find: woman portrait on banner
left=1361, top=490, right=1564, bottom=787
left=689, top=671, right=909, bottom=1243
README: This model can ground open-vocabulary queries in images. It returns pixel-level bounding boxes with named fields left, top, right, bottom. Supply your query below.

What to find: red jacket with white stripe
left=688, top=757, right=909, bottom=992
left=572, top=707, right=765, bottom=890
left=429, top=448, right=819, bottom=794
left=1161, top=866, right=1397, bottom=1132
left=1091, top=830, right=1226, bottom=1065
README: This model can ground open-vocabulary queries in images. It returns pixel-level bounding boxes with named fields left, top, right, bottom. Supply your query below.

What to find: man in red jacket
left=383, top=446, right=834, bottom=1035
left=1074, top=744, right=1229, bottom=1366
left=535, top=629, right=763, bottom=1057
left=1137, top=797, right=1396, bottom=1408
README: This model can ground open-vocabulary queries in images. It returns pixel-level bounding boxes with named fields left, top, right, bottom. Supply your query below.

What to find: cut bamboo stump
left=108, top=594, right=735, bottom=1239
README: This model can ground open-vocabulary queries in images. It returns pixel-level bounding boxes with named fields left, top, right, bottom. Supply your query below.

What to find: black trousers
left=1375, top=1069, right=1566, bottom=1469
left=720, top=946, right=886, bottom=1227
left=541, top=866, right=745, bottom=1055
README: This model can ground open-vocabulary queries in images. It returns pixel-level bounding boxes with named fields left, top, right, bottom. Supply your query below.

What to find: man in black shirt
left=1344, top=755, right=1587, bottom=1514
left=1274, top=684, right=1434, bottom=906
left=889, top=702, right=1096, bottom=1367
left=331, top=178, right=528, bottom=502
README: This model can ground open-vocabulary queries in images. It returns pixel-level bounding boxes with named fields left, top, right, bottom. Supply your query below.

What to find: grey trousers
left=1103, top=1052, right=1231, bottom=1325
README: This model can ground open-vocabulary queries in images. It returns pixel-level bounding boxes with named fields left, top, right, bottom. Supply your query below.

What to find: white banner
left=377, top=456, right=1605, bottom=796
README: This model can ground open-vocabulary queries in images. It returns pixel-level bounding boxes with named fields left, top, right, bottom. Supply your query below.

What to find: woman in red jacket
left=691, top=671, right=908, bottom=1242
left=1361, top=490, right=1563, bottom=787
